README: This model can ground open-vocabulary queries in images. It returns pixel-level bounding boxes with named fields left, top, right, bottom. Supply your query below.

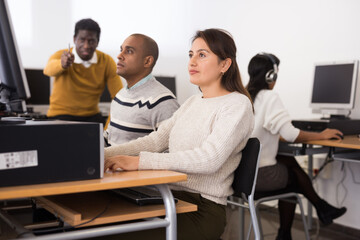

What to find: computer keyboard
left=111, top=186, right=177, bottom=206
left=19, top=112, right=48, bottom=120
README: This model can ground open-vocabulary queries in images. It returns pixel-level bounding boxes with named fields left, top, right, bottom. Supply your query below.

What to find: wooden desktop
left=279, top=135, right=360, bottom=229
left=0, top=170, right=186, bottom=200
left=304, top=135, right=360, bottom=150
left=0, top=170, right=197, bottom=240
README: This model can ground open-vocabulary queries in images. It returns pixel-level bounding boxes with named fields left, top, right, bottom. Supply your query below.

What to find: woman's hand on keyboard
left=105, top=155, right=139, bottom=172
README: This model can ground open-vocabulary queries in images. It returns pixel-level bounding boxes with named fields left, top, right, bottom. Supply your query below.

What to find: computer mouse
left=338, top=133, right=344, bottom=140
left=330, top=133, right=344, bottom=140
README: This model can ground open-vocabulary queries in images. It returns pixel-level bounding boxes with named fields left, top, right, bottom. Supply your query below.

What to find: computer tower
left=0, top=121, right=104, bottom=187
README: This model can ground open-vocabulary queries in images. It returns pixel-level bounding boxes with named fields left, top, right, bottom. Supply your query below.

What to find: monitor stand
left=321, top=114, right=351, bottom=121
left=317, top=108, right=351, bottom=121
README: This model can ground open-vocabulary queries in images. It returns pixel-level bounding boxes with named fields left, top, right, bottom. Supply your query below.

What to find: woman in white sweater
left=103, top=29, right=254, bottom=240
left=247, top=53, right=346, bottom=240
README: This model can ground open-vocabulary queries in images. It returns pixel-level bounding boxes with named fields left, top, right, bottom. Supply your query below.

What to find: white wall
left=7, top=0, right=360, bottom=229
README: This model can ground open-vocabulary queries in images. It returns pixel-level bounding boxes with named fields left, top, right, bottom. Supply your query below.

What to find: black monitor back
left=156, top=76, right=176, bottom=96
left=25, top=69, right=50, bottom=105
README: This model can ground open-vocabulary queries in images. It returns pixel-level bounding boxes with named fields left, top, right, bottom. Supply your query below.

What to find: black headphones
left=259, top=52, right=278, bottom=84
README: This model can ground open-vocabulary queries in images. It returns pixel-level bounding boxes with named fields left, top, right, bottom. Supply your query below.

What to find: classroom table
left=279, top=135, right=360, bottom=228
left=0, top=170, right=196, bottom=240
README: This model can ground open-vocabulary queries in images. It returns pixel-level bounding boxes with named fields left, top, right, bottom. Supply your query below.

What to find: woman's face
left=188, top=38, right=224, bottom=88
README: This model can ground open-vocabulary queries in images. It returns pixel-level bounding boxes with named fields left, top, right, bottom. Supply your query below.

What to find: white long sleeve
left=105, top=92, right=254, bottom=204
left=251, top=90, right=300, bottom=168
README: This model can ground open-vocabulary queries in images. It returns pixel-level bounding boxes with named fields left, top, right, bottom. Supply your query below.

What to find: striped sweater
left=105, top=76, right=179, bottom=145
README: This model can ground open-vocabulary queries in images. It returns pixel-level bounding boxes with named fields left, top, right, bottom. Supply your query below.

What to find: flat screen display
left=25, top=69, right=50, bottom=105
left=0, top=0, right=30, bottom=100
left=310, top=60, right=358, bottom=111
left=311, top=64, right=354, bottom=104
left=156, top=76, right=176, bottom=96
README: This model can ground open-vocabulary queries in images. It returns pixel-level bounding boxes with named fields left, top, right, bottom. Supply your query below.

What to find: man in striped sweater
left=104, top=34, right=179, bottom=145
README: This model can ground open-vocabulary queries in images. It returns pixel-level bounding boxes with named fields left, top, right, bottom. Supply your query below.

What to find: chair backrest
left=232, top=137, right=261, bottom=200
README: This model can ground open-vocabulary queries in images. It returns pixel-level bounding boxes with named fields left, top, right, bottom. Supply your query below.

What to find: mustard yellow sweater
left=43, top=49, right=123, bottom=117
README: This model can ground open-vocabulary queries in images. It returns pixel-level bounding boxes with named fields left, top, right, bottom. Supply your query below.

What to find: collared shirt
left=73, top=48, right=98, bottom=68
left=127, top=73, right=153, bottom=90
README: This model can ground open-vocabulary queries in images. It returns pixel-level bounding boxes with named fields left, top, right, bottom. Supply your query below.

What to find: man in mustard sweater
left=43, top=18, right=123, bottom=124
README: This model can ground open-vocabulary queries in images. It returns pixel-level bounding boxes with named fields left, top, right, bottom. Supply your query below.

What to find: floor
left=221, top=204, right=360, bottom=240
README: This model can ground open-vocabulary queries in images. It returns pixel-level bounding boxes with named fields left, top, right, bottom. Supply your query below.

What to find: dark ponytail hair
left=246, top=53, right=280, bottom=102
left=192, top=29, right=252, bottom=104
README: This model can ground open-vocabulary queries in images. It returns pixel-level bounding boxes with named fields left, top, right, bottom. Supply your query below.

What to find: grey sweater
left=106, top=76, right=179, bottom=145
left=105, top=92, right=254, bottom=205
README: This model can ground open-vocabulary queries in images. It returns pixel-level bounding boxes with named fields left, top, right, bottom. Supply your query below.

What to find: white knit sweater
left=105, top=92, right=254, bottom=205
left=251, top=90, right=300, bottom=168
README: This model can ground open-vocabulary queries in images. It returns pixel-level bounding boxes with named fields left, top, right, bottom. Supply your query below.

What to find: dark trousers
left=88, top=190, right=226, bottom=240
left=48, top=113, right=104, bottom=125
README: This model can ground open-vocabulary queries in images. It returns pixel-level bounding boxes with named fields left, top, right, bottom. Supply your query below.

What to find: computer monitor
left=24, top=69, right=51, bottom=114
left=0, top=0, right=30, bottom=115
left=155, top=76, right=176, bottom=96
left=98, top=85, right=112, bottom=117
left=310, top=60, right=359, bottom=119
left=25, top=69, right=50, bottom=105
left=100, top=85, right=112, bottom=103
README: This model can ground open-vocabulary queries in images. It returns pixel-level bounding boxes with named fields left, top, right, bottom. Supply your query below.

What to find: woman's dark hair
left=246, top=53, right=280, bottom=102
left=74, top=18, right=101, bottom=42
left=192, top=29, right=252, bottom=103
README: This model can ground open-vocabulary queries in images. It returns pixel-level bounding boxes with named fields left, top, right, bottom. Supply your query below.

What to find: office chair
left=227, top=137, right=262, bottom=240
left=251, top=188, right=311, bottom=240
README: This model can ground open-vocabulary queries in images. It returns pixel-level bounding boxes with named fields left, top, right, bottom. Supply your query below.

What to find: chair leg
left=244, top=202, right=262, bottom=240
left=227, top=198, right=247, bottom=240
left=239, top=199, right=245, bottom=240
left=246, top=219, right=253, bottom=240
left=249, top=197, right=261, bottom=240
left=240, top=204, right=259, bottom=240
left=295, top=195, right=310, bottom=240
left=254, top=202, right=265, bottom=240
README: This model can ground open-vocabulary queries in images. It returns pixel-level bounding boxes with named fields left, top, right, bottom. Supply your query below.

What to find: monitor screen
left=25, top=69, right=50, bottom=105
left=155, top=76, right=176, bottom=96
left=310, top=60, right=358, bottom=114
left=0, top=0, right=30, bottom=113
left=100, top=85, right=111, bottom=103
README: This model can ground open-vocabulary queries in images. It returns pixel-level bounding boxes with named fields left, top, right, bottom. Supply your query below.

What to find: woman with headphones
left=247, top=53, right=347, bottom=240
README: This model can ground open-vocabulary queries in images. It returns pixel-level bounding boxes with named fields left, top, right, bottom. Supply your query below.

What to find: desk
left=279, top=135, right=360, bottom=228
left=0, top=170, right=193, bottom=240
left=304, top=135, right=360, bottom=150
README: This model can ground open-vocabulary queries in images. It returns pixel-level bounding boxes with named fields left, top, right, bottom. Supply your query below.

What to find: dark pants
left=48, top=113, right=104, bottom=125
left=88, top=191, right=226, bottom=240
